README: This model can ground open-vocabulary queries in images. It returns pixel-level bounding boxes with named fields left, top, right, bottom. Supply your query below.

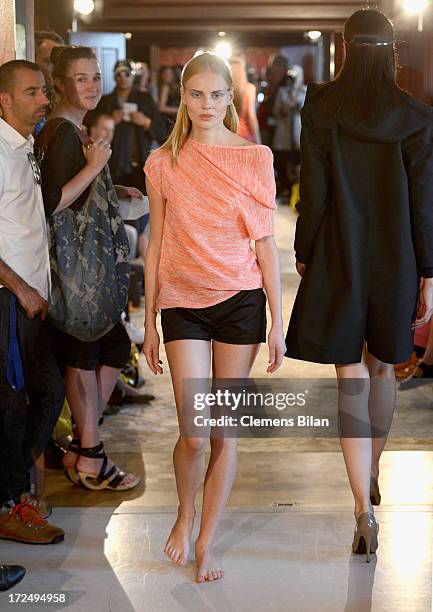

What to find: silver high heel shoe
left=352, top=512, right=379, bottom=563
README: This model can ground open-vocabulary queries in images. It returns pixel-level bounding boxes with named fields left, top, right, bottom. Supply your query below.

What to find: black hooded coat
left=286, top=83, right=433, bottom=364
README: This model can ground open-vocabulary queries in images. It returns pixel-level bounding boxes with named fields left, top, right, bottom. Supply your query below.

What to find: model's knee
left=209, top=437, right=237, bottom=453
left=371, top=362, right=395, bottom=379
left=178, top=436, right=207, bottom=456
left=338, top=377, right=368, bottom=396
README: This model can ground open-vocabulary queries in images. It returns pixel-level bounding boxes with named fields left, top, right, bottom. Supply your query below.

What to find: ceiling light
left=215, top=41, right=232, bottom=60
left=74, top=0, right=95, bottom=16
left=403, top=0, right=428, bottom=14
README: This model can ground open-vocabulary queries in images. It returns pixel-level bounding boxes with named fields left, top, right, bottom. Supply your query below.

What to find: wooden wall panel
left=397, top=31, right=433, bottom=105
left=83, top=0, right=366, bottom=32
left=34, top=0, right=72, bottom=42
left=0, top=0, right=16, bottom=64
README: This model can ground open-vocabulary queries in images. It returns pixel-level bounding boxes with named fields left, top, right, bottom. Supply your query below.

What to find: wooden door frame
left=0, top=0, right=35, bottom=64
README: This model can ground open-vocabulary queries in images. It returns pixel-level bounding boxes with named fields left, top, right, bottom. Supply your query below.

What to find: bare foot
left=164, top=510, right=195, bottom=566
left=195, top=545, right=224, bottom=583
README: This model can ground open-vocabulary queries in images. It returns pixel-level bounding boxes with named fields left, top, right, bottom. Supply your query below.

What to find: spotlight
left=125, top=32, right=132, bottom=40
left=403, top=0, right=428, bottom=14
left=218, top=32, right=226, bottom=37
left=215, top=41, right=232, bottom=60
left=307, top=30, right=322, bottom=41
left=74, top=0, right=95, bottom=15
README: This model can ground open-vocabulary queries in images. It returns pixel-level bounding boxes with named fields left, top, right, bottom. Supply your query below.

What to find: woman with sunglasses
left=36, top=46, right=141, bottom=492
left=286, top=9, right=433, bottom=561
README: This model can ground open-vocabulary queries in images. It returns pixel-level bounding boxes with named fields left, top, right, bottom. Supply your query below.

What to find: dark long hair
left=322, top=9, right=401, bottom=122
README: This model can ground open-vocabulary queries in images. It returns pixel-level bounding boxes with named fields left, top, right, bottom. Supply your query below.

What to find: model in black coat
left=286, top=82, right=433, bottom=365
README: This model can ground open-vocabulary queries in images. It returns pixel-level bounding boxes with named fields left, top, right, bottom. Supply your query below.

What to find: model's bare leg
left=365, top=350, right=396, bottom=483
left=194, top=341, right=260, bottom=583
left=336, top=349, right=373, bottom=519
left=164, top=340, right=212, bottom=566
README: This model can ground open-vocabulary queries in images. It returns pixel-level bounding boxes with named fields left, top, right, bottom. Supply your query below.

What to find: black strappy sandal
left=75, top=442, right=141, bottom=491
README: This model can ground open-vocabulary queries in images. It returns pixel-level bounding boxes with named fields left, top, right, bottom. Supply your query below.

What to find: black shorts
left=49, top=321, right=131, bottom=371
left=161, top=289, right=267, bottom=345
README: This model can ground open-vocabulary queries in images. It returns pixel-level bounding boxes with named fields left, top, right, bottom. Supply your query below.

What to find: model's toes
left=164, top=514, right=194, bottom=567
left=164, top=545, right=172, bottom=558
left=195, top=548, right=223, bottom=583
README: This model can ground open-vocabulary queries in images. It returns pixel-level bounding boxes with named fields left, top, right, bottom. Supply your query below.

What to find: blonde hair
left=160, top=52, right=239, bottom=162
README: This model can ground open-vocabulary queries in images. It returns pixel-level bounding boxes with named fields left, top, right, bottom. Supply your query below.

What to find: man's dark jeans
left=0, top=289, right=64, bottom=505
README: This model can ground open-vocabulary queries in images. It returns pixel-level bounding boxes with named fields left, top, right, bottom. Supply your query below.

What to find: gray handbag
left=37, top=119, right=130, bottom=342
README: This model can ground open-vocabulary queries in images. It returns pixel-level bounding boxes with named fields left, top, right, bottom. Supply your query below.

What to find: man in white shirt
left=0, top=60, right=64, bottom=544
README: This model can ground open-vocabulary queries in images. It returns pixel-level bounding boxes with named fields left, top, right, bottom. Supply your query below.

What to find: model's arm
left=0, top=260, right=48, bottom=319
left=255, top=235, right=286, bottom=372
left=143, top=177, right=166, bottom=374
left=246, top=83, right=261, bottom=144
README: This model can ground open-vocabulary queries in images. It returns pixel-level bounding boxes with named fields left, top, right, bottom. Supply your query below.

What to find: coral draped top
left=144, top=138, right=276, bottom=310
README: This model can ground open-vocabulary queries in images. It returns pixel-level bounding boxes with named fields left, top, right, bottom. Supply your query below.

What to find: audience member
left=400, top=320, right=433, bottom=388
left=138, top=61, right=158, bottom=102
left=34, top=31, right=65, bottom=134
left=272, top=64, right=305, bottom=199
left=36, top=46, right=141, bottom=492
left=89, top=113, right=139, bottom=257
left=35, top=31, right=64, bottom=76
left=230, top=52, right=261, bottom=143
left=0, top=60, right=65, bottom=544
left=257, top=54, right=289, bottom=146
left=158, top=65, right=181, bottom=130
left=90, top=59, right=166, bottom=258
